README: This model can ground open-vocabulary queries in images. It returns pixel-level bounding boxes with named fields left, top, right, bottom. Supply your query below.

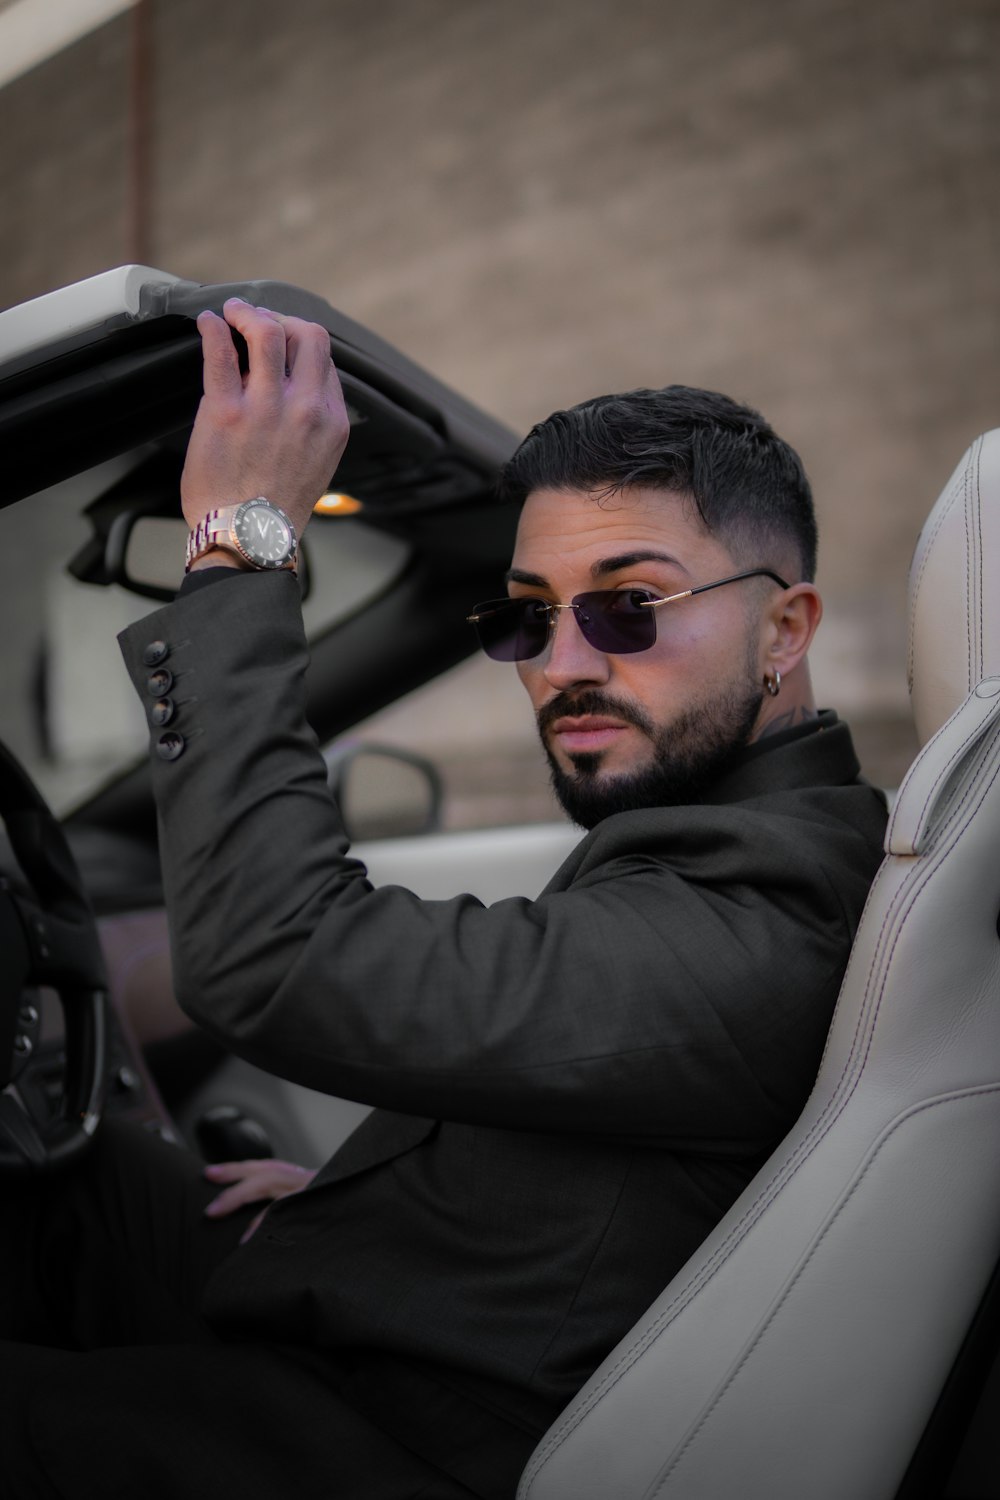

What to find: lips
left=550, top=715, right=630, bottom=753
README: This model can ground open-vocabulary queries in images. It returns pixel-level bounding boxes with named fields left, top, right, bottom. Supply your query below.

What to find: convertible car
left=0, top=264, right=583, bottom=1163
left=0, top=267, right=997, bottom=1499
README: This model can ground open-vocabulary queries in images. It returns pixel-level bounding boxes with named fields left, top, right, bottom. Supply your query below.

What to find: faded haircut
left=496, top=385, right=817, bottom=582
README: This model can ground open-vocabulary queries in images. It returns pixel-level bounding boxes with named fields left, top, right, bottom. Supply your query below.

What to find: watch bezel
left=229, top=498, right=298, bottom=571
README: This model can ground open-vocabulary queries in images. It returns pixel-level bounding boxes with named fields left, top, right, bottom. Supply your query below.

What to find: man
left=1, top=301, right=887, bottom=1499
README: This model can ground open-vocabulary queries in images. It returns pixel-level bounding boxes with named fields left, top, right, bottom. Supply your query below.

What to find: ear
left=760, top=583, right=823, bottom=678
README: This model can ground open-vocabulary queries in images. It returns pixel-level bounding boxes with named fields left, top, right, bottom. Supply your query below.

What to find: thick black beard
left=541, top=681, right=764, bottom=830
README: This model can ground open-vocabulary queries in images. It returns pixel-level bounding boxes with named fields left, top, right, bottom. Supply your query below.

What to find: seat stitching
left=903, top=697, right=1000, bottom=850
left=649, top=1082, right=1000, bottom=1495
left=906, top=443, right=975, bottom=685
left=964, top=461, right=974, bottom=695
left=974, top=449, right=984, bottom=682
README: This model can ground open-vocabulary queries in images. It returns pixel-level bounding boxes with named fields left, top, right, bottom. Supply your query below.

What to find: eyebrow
left=504, top=551, right=689, bottom=587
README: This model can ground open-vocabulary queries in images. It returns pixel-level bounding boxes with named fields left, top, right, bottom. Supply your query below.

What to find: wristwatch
left=185, top=498, right=298, bottom=573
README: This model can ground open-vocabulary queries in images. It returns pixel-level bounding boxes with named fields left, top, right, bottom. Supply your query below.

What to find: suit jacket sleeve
left=119, top=570, right=886, bottom=1149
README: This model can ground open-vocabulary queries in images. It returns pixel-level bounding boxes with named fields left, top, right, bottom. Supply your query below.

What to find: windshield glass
left=0, top=458, right=410, bottom=814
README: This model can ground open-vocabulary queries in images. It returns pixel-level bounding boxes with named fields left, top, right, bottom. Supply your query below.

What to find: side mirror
left=325, top=743, right=443, bottom=841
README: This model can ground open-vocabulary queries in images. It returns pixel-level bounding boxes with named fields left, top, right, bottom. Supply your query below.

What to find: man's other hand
left=181, top=298, right=350, bottom=543
left=203, top=1156, right=318, bottom=1244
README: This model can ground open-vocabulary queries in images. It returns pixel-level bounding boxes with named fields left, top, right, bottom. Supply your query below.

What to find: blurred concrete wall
left=1, top=0, right=998, bottom=808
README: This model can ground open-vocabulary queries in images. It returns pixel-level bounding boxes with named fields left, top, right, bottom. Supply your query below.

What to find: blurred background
left=1, top=0, right=998, bottom=825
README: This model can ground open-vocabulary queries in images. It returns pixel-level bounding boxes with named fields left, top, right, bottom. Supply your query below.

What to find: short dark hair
left=496, top=385, right=817, bottom=582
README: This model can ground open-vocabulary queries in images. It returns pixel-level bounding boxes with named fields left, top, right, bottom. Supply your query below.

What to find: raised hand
left=181, top=298, right=350, bottom=554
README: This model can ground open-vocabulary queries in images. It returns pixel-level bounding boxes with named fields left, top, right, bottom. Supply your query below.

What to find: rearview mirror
left=325, top=743, right=443, bottom=841
left=122, top=514, right=187, bottom=596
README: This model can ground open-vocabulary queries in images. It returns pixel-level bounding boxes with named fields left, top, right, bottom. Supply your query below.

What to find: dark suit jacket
left=119, top=570, right=887, bottom=1497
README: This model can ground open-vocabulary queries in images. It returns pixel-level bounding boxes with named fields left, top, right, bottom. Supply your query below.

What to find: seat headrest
left=908, top=429, right=1000, bottom=747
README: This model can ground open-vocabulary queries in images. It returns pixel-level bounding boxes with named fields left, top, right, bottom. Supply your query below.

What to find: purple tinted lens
left=472, top=598, right=550, bottom=661
left=574, top=591, right=657, bottom=654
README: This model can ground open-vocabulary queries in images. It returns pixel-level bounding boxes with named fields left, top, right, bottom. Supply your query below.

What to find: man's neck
left=753, top=704, right=820, bottom=742
left=751, top=660, right=817, bottom=744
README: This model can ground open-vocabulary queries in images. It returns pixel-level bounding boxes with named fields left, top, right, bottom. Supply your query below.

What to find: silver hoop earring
left=764, top=669, right=781, bottom=697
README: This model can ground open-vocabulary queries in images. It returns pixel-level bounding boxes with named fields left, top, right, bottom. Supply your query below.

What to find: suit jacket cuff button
left=142, top=640, right=170, bottom=667
left=155, top=731, right=185, bottom=762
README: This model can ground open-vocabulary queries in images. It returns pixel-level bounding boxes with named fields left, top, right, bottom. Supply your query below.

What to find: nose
left=540, top=605, right=612, bottom=692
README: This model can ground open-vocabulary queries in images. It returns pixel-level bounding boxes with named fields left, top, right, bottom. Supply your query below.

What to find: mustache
left=536, top=689, right=656, bottom=739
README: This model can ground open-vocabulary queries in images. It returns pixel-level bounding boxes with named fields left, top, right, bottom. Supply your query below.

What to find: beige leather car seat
left=518, top=430, right=1000, bottom=1500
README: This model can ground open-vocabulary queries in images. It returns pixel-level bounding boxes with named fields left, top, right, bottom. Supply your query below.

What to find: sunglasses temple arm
left=640, top=568, right=790, bottom=609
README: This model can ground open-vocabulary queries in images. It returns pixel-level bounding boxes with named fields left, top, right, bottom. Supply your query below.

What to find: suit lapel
left=309, top=1108, right=438, bottom=1187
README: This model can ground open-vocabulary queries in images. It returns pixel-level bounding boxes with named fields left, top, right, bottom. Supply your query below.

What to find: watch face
left=234, top=501, right=294, bottom=568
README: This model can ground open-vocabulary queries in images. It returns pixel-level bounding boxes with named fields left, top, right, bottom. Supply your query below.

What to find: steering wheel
left=0, top=740, right=107, bottom=1175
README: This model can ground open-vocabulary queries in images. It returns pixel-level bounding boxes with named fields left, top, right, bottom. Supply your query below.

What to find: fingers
left=203, top=1159, right=254, bottom=1185
left=218, top=298, right=288, bottom=388
left=203, top=1177, right=266, bottom=1217
left=203, top=1157, right=314, bottom=1182
left=196, top=309, right=242, bottom=402
left=265, top=309, right=337, bottom=389
left=240, top=1209, right=266, bottom=1246
left=202, top=1158, right=315, bottom=1217
left=204, top=301, right=341, bottom=413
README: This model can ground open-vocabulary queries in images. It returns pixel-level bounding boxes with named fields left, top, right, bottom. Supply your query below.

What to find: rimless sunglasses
left=468, top=568, right=789, bottom=662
